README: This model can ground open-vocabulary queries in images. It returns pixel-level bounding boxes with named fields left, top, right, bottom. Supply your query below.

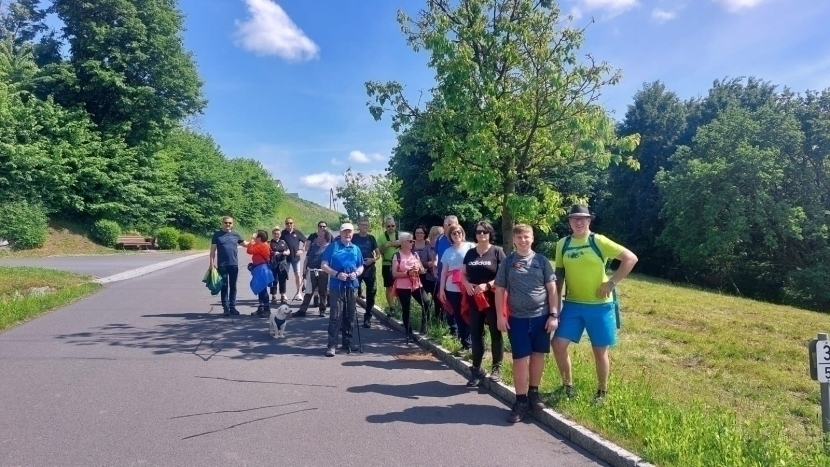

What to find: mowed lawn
left=371, top=260, right=830, bottom=467
left=0, top=267, right=100, bottom=332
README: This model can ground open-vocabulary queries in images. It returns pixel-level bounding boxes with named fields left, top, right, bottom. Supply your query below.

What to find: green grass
left=0, top=267, right=101, bottom=332
left=367, top=244, right=830, bottom=467
left=271, top=195, right=341, bottom=233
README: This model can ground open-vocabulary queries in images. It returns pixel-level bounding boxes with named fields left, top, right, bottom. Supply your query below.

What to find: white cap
left=339, top=223, right=355, bottom=232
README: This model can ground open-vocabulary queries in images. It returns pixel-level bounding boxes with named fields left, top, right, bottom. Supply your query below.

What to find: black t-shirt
left=280, top=228, right=306, bottom=258
left=352, top=233, right=379, bottom=273
left=463, top=245, right=506, bottom=285
left=269, top=239, right=288, bottom=265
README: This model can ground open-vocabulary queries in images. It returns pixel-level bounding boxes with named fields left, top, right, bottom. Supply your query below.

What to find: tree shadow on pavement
left=53, top=308, right=417, bottom=361
left=365, top=403, right=510, bottom=426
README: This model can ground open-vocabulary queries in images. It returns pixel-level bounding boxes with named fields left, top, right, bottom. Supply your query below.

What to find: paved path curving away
left=0, top=255, right=606, bottom=467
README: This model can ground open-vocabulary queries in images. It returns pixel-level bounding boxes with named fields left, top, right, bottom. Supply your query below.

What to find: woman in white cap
left=321, top=222, right=365, bottom=357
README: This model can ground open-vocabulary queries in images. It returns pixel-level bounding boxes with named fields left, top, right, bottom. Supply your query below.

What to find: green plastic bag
left=202, top=267, right=223, bottom=296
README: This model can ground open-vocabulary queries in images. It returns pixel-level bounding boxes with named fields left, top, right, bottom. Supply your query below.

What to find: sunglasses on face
left=475, top=230, right=488, bottom=235
left=318, top=225, right=327, bottom=229
left=451, top=231, right=463, bottom=236
left=386, top=224, right=396, bottom=228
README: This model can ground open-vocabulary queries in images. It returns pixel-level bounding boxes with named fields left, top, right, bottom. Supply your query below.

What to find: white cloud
left=651, top=8, right=677, bottom=22
left=234, top=0, right=319, bottom=61
left=713, top=0, right=765, bottom=12
left=300, top=172, right=341, bottom=191
left=570, top=0, right=639, bottom=20
left=330, top=158, right=343, bottom=166
left=348, top=150, right=385, bottom=164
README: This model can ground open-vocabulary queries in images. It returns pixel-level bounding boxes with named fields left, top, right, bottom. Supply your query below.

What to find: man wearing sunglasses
left=210, top=216, right=250, bottom=316
left=379, top=216, right=401, bottom=310
left=280, top=217, right=307, bottom=300
left=304, top=220, right=331, bottom=308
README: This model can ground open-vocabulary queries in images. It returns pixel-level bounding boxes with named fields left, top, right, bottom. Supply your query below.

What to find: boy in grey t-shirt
left=495, top=224, right=559, bottom=424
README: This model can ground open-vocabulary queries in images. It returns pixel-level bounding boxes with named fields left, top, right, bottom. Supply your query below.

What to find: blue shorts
left=507, top=314, right=551, bottom=359
left=553, top=301, right=617, bottom=347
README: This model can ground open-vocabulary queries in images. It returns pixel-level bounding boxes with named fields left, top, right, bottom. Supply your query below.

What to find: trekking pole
left=352, top=286, right=363, bottom=353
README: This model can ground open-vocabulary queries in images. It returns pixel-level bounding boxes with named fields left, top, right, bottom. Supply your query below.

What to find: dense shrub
left=155, top=227, right=180, bottom=250
left=0, top=201, right=48, bottom=250
left=89, top=220, right=121, bottom=247
left=178, top=232, right=196, bottom=250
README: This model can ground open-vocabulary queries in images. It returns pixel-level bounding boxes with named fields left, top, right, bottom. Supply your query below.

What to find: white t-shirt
left=440, top=242, right=474, bottom=293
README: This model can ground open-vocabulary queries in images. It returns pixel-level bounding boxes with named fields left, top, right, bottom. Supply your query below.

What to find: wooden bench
left=116, top=235, right=157, bottom=250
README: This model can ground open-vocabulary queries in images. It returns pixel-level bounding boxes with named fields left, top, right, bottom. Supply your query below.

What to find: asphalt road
left=0, top=251, right=203, bottom=279
left=0, top=255, right=605, bottom=467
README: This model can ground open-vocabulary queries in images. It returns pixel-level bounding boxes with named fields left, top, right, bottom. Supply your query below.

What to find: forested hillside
left=0, top=0, right=282, bottom=248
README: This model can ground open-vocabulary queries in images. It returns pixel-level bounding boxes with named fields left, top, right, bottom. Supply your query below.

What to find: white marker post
left=809, top=332, right=830, bottom=448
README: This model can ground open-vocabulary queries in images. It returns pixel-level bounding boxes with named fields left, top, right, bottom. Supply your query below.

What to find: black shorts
left=382, top=265, right=394, bottom=288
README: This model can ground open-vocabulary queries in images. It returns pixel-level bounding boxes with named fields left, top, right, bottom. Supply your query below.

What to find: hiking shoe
left=466, top=368, right=484, bottom=387
left=293, top=310, right=307, bottom=318
left=507, top=400, right=529, bottom=423
left=362, top=320, right=371, bottom=328
left=489, top=366, right=502, bottom=383
left=528, top=391, right=546, bottom=411
left=318, top=309, right=325, bottom=317
left=271, top=296, right=277, bottom=304
left=222, top=309, right=231, bottom=317
left=229, top=308, right=240, bottom=316
left=593, top=390, right=607, bottom=405
left=325, top=347, right=336, bottom=357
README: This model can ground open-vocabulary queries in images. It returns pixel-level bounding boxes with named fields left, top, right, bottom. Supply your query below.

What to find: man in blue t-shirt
left=209, top=216, right=250, bottom=316
left=321, top=223, right=364, bottom=357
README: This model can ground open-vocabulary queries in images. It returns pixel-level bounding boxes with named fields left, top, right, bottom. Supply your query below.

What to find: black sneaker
left=489, top=366, right=502, bottom=383
left=466, top=368, right=484, bottom=387
left=222, top=309, right=230, bottom=317
left=362, top=320, right=371, bottom=329
left=229, top=308, right=240, bottom=316
left=507, top=400, right=529, bottom=423
left=593, top=389, right=607, bottom=405
left=318, top=309, right=325, bottom=317
left=528, top=391, right=545, bottom=411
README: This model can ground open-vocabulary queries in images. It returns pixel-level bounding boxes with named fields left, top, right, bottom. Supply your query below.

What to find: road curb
left=358, top=298, right=656, bottom=467
left=94, top=251, right=209, bottom=284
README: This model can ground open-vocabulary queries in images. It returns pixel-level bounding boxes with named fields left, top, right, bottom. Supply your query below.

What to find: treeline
left=0, top=0, right=281, bottom=247
left=387, top=78, right=830, bottom=311
left=598, top=78, right=830, bottom=311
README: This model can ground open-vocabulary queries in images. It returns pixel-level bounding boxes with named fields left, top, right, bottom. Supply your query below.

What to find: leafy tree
left=336, top=168, right=401, bottom=229
left=366, top=0, right=638, bottom=251
left=389, top=110, right=491, bottom=230
left=655, top=105, right=805, bottom=299
left=50, top=0, right=205, bottom=145
left=597, top=81, right=687, bottom=274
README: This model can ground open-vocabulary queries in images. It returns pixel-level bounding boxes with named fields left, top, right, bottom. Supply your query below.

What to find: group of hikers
left=208, top=205, right=638, bottom=423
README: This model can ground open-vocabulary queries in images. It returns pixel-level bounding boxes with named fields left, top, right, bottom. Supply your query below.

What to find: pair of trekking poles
left=339, top=268, right=363, bottom=354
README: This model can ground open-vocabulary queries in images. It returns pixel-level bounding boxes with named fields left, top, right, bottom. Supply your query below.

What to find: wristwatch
left=549, top=312, right=559, bottom=319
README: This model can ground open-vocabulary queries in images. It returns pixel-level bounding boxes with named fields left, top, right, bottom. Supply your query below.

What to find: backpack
left=559, top=233, right=622, bottom=329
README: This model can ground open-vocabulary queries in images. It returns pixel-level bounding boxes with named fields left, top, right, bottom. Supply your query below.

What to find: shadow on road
left=53, top=307, right=423, bottom=361
left=347, top=380, right=471, bottom=400
left=365, top=403, right=510, bottom=426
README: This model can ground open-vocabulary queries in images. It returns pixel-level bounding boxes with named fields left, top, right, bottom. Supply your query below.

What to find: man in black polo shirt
left=281, top=217, right=307, bottom=300
left=304, top=220, right=330, bottom=307
left=351, top=217, right=380, bottom=327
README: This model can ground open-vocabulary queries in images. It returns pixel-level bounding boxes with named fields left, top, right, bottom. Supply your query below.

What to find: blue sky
left=179, top=0, right=830, bottom=209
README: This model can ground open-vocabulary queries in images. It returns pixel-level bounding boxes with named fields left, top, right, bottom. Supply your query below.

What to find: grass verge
left=365, top=241, right=830, bottom=467
left=0, top=266, right=101, bottom=332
